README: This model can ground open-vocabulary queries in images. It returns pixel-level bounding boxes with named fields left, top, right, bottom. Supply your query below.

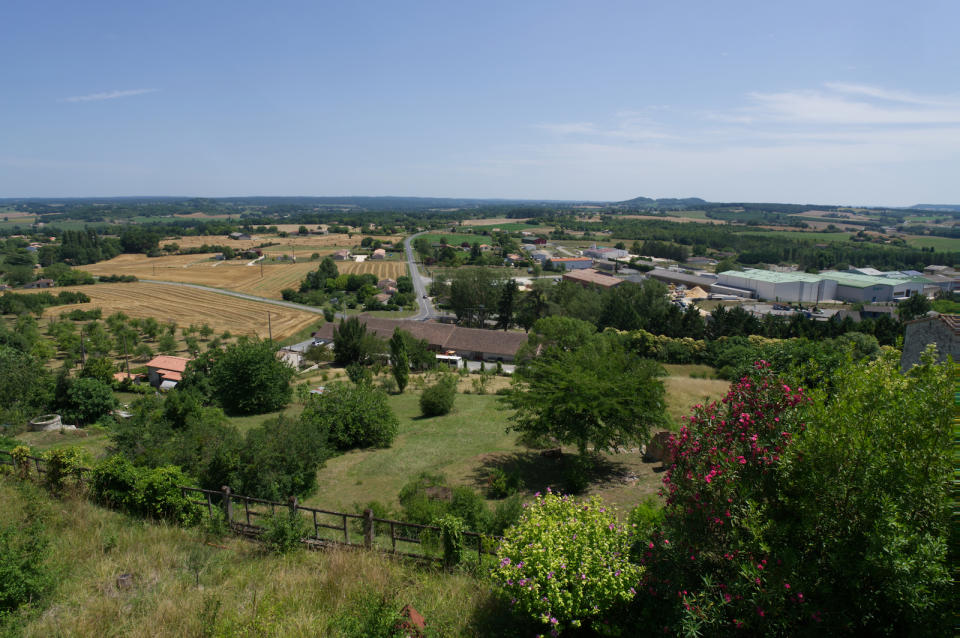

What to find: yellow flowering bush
left=492, top=490, right=642, bottom=634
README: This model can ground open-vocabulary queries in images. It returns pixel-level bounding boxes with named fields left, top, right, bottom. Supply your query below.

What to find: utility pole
left=79, top=325, right=86, bottom=367
left=121, top=333, right=131, bottom=378
left=267, top=311, right=273, bottom=342
left=260, top=259, right=264, bottom=278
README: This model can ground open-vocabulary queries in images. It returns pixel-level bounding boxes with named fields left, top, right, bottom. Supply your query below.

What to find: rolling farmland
left=79, top=253, right=407, bottom=299
left=38, top=283, right=319, bottom=339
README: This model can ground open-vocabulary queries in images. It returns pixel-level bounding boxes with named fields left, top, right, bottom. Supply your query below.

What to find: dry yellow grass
left=79, top=253, right=407, bottom=299
left=37, top=283, right=319, bottom=339
left=1, top=481, right=494, bottom=637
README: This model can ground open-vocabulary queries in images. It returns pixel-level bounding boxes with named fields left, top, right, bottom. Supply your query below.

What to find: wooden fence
left=0, top=450, right=497, bottom=565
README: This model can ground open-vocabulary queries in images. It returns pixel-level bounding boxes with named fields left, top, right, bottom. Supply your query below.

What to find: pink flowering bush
left=491, top=490, right=642, bottom=635
left=631, top=352, right=953, bottom=636
left=635, top=361, right=812, bottom=634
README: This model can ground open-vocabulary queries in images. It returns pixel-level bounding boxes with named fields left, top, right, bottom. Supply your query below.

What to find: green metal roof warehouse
left=717, top=269, right=925, bottom=303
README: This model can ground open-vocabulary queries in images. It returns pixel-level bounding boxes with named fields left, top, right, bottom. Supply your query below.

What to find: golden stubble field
left=35, top=283, right=320, bottom=339
left=166, top=233, right=395, bottom=251
left=79, top=253, right=407, bottom=299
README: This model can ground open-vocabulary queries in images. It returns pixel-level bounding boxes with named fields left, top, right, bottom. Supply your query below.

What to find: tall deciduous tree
left=332, top=317, right=381, bottom=366
left=496, top=278, right=518, bottom=330
left=502, top=332, right=668, bottom=455
left=206, top=337, right=294, bottom=415
left=449, top=267, right=506, bottom=327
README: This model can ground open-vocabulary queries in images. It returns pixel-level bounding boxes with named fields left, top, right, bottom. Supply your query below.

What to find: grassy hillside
left=0, top=479, right=509, bottom=637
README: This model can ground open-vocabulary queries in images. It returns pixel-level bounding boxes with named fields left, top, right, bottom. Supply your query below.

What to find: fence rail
left=1, top=450, right=498, bottom=564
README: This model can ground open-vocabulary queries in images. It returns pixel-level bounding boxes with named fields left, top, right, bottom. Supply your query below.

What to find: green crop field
left=418, top=232, right=488, bottom=246
left=739, top=230, right=854, bottom=243
left=903, top=235, right=960, bottom=252
left=465, top=222, right=551, bottom=233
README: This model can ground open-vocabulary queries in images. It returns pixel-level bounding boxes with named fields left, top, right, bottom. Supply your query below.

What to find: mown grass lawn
left=13, top=364, right=731, bottom=519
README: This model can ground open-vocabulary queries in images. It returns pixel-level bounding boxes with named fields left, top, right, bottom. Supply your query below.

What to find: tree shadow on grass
left=468, top=591, right=544, bottom=638
left=470, top=451, right=634, bottom=496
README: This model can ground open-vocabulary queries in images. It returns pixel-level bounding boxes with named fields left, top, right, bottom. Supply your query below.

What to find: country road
left=403, top=231, right=440, bottom=321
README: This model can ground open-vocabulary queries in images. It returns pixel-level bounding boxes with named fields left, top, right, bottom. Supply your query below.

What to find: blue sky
left=1, top=0, right=958, bottom=205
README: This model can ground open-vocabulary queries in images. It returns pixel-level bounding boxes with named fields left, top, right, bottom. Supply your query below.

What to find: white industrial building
left=716, top=270, right=835, bottom=302
left=716, top=269, right=927, bottom=303
left=819, top=271, right=924, bottom=303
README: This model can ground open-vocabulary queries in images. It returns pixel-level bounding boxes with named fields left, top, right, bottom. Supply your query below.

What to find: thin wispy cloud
left=62, top=88, right=159, bottom=103
left=503, top=83, right=960, bottom=203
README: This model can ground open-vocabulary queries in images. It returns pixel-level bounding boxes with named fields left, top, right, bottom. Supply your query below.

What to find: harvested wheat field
left=335, top=260, right=407, bottom=280
left=165, top=233, right=392, bottom=251
left=38, top=283, right=319, bottom=339
left=80, top=253, right=407, bottom=299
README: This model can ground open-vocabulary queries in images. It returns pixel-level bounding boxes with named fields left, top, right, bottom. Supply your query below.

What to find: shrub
left=131, top=465, right=203, bottom=526
left=345, top=362, right=373, bottom=386
left=419, top=375, right=456, bottom=417
left=487, top=467, right=523, bottom=499
left=492, top=490, right=642, bottom=633
left=260, top=508, right=309, bottom=554
left=299, top=382, right=398, bottom=450
left=41, top=446, right=89, bottom=493
left=90, top=455, right=140, bottom=510
left=90, top=456, right=202, bottom=525
left=0, top=517, right=51, bottom=619
left=636, top=353, right=952, bottom=636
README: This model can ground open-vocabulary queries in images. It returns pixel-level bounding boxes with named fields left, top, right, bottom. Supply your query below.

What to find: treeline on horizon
left=3, top=199, right=959, bottom=271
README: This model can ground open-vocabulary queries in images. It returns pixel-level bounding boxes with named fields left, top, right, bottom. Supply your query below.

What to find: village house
left=312, top=317, right=529, bottom=362
left=562, top=268, right=622, bottom=289
left=229, top=232, right=252, bottom=241
left=145, top=355, right=192, bottom=390
left=371, top=248, right=387, bottom=259
left=549, top=257, right=593, bottom=270
left=22, top=278, right=54, bottom=289
left=377, top=278, right=397, bottom=290
left=333, top=249, right=352, bottom=260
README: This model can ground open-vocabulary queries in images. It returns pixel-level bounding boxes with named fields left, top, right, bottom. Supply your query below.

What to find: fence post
left=363, top=508, right=374, bottom=549
left=221, top=486, right=233, bottom=526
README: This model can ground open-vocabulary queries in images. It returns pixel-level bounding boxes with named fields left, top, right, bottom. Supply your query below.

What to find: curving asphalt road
left=403, top=231, right=440, bottom=321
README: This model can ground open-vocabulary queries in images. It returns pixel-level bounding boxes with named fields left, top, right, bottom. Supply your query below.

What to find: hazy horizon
left=2, top=1, right=958, bottom=206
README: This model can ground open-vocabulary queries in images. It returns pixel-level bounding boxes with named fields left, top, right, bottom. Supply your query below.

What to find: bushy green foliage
left=238, top=414, right=331, bottom=501
left=61, top=376, right=117, bottom=425
left=260, top=508, right=309, bottom=554
left=40, top=447, right=89, bottom=494
left=419, top=375, right=456, bottom=417
left=635, top=352, right=953, bottom=636
left=505, top=331, right=668, bottom=455
left=205, top=337, right=294, bottom=415
left=89, top=455, right=202, bottom=525
left=492, top=491, right=642, bottom=633
left=486, top=467, right=523, bottom=498
left=345, top=362, right=373, bottom=386
left=0, top=515, right=50, bottom=621
left=332, top=317, right=382, bottom=366
left=300, top=382, right=397, bottom=451
left=397, top=473, right=520, bottom=538
left=0, top=345, right=52, bottom=426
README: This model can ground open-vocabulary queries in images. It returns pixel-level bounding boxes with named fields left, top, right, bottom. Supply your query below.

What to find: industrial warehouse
left=716, top=268, right=928, bottom=303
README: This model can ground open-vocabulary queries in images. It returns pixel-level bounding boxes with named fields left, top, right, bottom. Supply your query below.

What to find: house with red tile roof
left=145, top=355, right=191, bottom=389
